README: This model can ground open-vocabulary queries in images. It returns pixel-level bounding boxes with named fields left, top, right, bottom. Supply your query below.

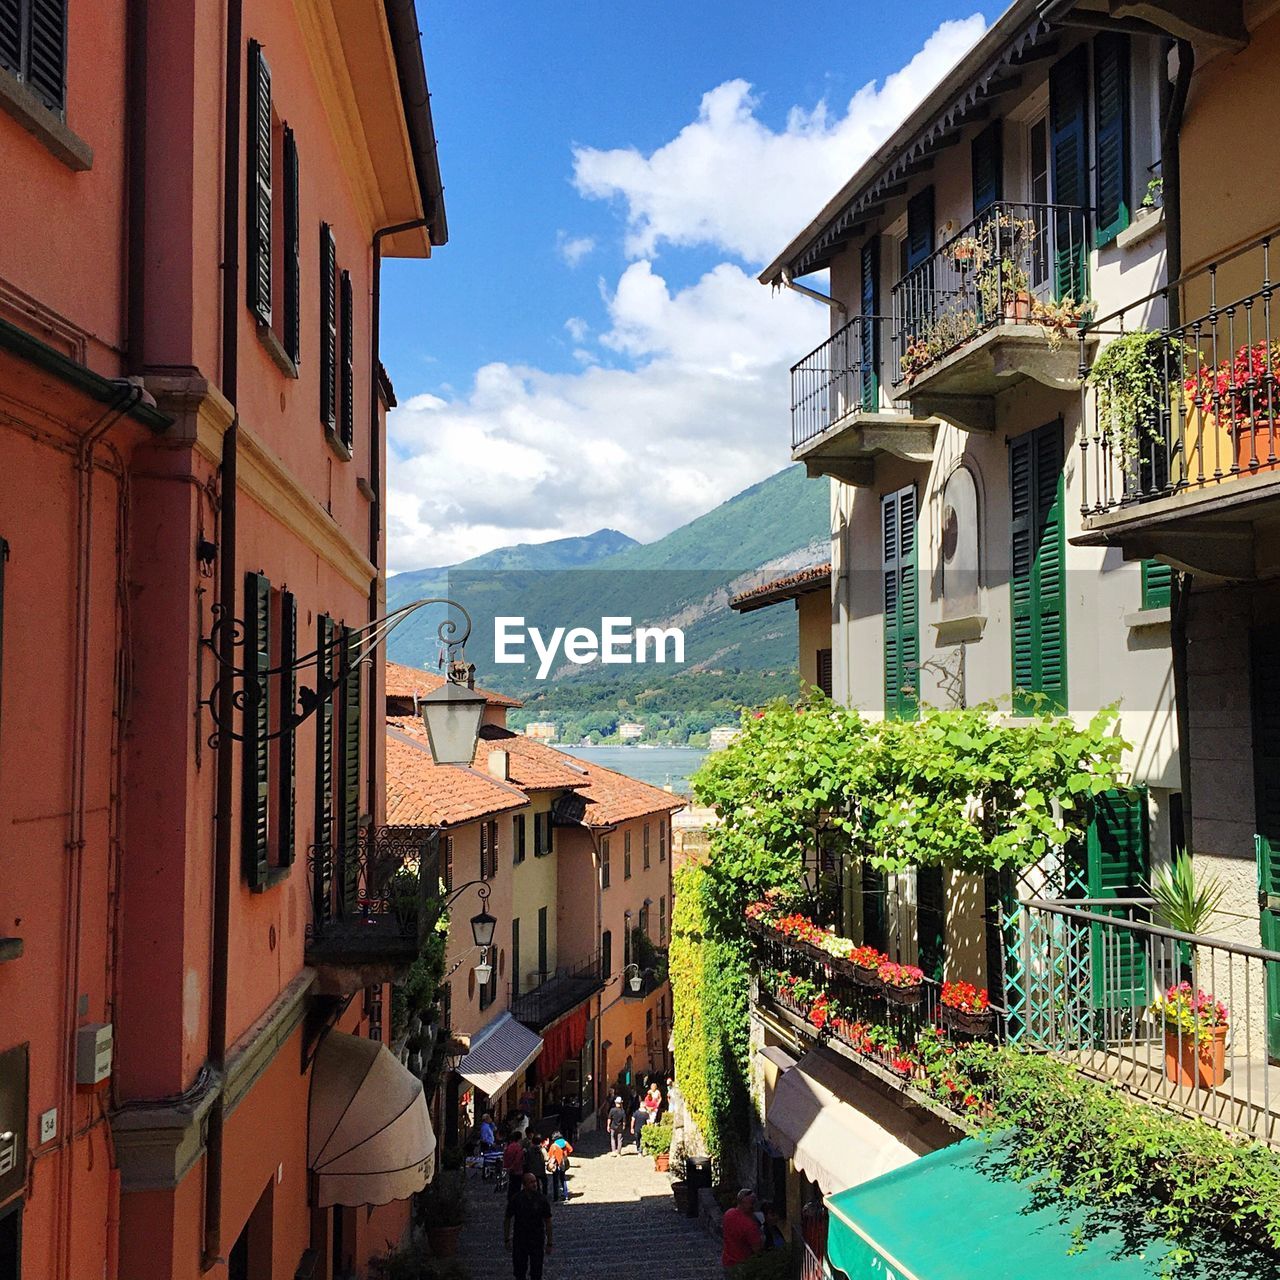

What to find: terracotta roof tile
left=550, top=753, right=686, bottom=828
left=384, top=660, right=523, bottom=708
left=729, top=562, right=831, bottom=613
left=385, top=723, right=528, bottom=827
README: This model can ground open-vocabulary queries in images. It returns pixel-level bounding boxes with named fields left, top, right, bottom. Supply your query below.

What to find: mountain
left=385, top=466, right=828, bottom=742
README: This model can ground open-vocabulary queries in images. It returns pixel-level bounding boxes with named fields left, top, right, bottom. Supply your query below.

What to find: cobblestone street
left=454, top=1134, right=724, bottom=1280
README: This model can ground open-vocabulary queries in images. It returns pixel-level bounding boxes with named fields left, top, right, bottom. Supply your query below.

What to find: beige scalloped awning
left=308, top=1031, right=436, bottom=1208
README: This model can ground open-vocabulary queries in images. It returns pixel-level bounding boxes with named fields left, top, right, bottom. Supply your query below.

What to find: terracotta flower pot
left=942, top=1005, right=994, bottom=1037
left=883, top=983, right=924, bottom=1009
left=1004, top=290, right=1033, bottom=323
left=426, top=1224, right=462, bottom=1258
left=1232, top=421, right=1280, bottom=476
left=654, top=1153, right=670, bottom=1173
left=1163, top=1024, right=1227, bottom=1089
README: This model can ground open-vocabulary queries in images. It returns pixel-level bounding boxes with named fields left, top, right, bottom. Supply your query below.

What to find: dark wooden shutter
left=319, top=223, right=337, bottom=431
left=1251, top=629, right=1280, bottom=1057
left=916, top=866, right=946, bottom=982
left=901, top=188, right=935, bottom=358
left=0, top=538, right=6, bottom=739
left=882, top=485, right=919, bottom=720
left=859, top=237, right=880, bottom=412
left=339, top=270, right=354, bottom=451
left=1010, top=423, right=1068, bottom=714
left=538, top=906, right=548, bottom=977
left=512, top=917, right=521, bottom=997
left=246, top=40, right=272, bottom=327
left=282, top=126, right=301, bottom=365
left=1050, top=45, right=1089, bottom=300
left=442, top=834, right=453, bottom=891
left=905, top=187, right=934, bottom=270
left=241, top=572, right=272, bottom=889
left=971, top=120, right=1003, bottom=217
left=602, top=929, right=612, bottom=977
left=313, top=614, right=335, bottom=922
left=861, top=863, right=887, bottom=951
left=277, top=590, right=297, bottom=867
left=1141, top=560, right=1172, bottom=610
left=602, top=837, right=611, bottom=888
left=816, top=648, right=833, bottom=697
left=339, top=625, right=361, bottom=855
left=1093, top=33, right=1131, bottom=246
left=0, top=3, right=21, bottom=78
left=1085, top=787, right=1150, bottom=1009
left=659, top=820, right=667, bottom=863
left=25, top=0, right=66, bottom=112
left=643, top=823, right=651, bottom=869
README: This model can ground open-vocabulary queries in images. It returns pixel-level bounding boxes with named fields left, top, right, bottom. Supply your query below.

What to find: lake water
left=558, top=744, right=708, bottom=795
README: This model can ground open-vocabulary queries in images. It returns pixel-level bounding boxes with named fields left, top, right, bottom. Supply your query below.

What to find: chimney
left=487, top=749, right=509, bottom=781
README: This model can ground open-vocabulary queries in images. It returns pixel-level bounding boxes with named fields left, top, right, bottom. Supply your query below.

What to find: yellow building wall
left=797, top=590, right=831, bottom=691
left=511, top=793, right=560, bottom=987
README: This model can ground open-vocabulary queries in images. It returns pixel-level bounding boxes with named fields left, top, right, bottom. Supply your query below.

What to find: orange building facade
left=0, top=3, right=447, bottom=1278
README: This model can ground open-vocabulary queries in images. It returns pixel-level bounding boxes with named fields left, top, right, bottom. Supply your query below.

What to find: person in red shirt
left=721, top=1188, right=764, bottom=1274
left=502, top=1133, right=525, bottom=1202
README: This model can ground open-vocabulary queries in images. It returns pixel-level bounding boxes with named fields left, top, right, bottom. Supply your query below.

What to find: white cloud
left=571, top=15, right=986, bottom=264
left=386, top=261, right=825, bottom=569
left=556, top=231, right=597, bottom=266
left=564, top=316, right=590, bottom=342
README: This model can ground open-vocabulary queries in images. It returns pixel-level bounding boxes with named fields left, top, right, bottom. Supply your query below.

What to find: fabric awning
left=458, top=1012, right=543, bottom=1100
left=764, top=1048, right=924, bottom=1196
left=308, top=1031, right=435, bottom=1209
left=826, top=1138, right=1187, bottom=1279
left=538, top=1006, right=588, bottom=1081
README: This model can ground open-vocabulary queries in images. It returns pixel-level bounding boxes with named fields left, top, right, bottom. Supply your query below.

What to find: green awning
left=826, top=1138, right=1179, bottom=1279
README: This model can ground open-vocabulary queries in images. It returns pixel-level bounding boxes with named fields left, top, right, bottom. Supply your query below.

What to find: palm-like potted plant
left=1148, top=850, right=1227, bottom=976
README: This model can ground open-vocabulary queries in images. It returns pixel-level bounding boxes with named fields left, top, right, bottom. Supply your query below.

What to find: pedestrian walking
left=721, top=1188, right=764, bottom=1276
left=630, top=1101, right=647, bottom=1153
left=479, top=1111, right=498, bottom=1151
left=503, top=1131, right=525, bottom=1202
left=607, top=1096, right=627, bottom=1156
left=546, top=1131, right=572, bottom=1202
left=504, top=1172, right=554, bottom=1280
left=522, top=1130, right=548, bottom=1198
left=643, top=1082, right=662, bottom=1123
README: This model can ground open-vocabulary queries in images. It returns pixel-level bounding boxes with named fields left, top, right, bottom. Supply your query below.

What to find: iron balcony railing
left=509, top=952, right=604, bottom=1030
left=801, top=1242, right=824, bottom=1280
left=305, top=825, right=434, bottom=968
left=1079, top=225, right=1280, bottom=517
left=1016, top=897, right=1280, bottom=1149
left=891, top=200, right=1092, bottom=382
left=790, top=315, right=906, bottom=450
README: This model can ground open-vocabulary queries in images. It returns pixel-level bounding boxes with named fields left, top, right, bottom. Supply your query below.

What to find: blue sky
left=381, top=2, right=1004, bottom=570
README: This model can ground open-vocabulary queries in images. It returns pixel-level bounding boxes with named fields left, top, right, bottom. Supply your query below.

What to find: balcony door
left=1027, top=115, right=1050, bottom=292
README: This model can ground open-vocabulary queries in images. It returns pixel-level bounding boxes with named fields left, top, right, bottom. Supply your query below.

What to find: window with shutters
left=479, top=822, right=491, bottom=882
left=643, top=823, right=651, bottom=870
left=339, top=270, right=355, bottom=451
left=916, top=866, right=946, bottom=982
left=896, top=188, right=934, bottom=355
left=313, top=614, right=337, bottom=922
left=276, top=590, right=297, bottom=870
left=534, top=810, right=553, bottom=857
left=479, top=953, right=497, bottom=1010
left=537, top=906, right=548, bottom=979
left=513, top=812, right=526, bottom=865
left=859, top=238, right=880, bottom=412
left=1027, top=116, right=1050, bottom=290
left=658, top=821, right=667, bottom=864
left=487, top=819, right=498, bottom=877
left=0, top=0, right=67, bottom=114
left=246, top=42, right=273, bottom=329
left=882, top=485, right=919, bottom=721
left=971, top=120, right=1003, bottom=218
left=242, top=573, right=272, bottom=889
left=319, top=223, right=338, bottom=436
left=338, top=625, right=362, bottom=858
left=1049, top=45, right=1090, bottom=301
left=442, top=834, right=454, bottom=892
left=624, top=830, right=632, bottom=880
left=1010, top=423, right=1068, bottom=714
left=511, top=918, right=521, bottom=998
left=601, top=836, right=611, bottom=889
left=0, top=538, right=6, bottom=751
left=602, top=929, right=612, bottom=978
left=862, top=864, right=887, bottom=952
left=816, top=648, right=833, bottom=698
left=1141, top=560, right=1172, bottom=610
left=1084, top=787, right=1150, bottom=1010
left=1250, top=631, right=1280, bottom=1058
left=659, top=896, right=667, bottom=944
left=281, top=128, right=301, bottom=366
left=1093, top=33, right=1131, bottom=247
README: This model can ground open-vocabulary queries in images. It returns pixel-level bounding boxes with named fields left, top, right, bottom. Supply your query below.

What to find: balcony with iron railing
left=1076, top=226, right=1280, bottom=575
left=891, top=201, right=1093, bottom=432
left=749, top=897, right=1280, bottom=1149
left=789, top=315, right=936, bottom=486
left=509, top=952, right=605, bottom=1031
left=305, top=825, right=435, bottom=994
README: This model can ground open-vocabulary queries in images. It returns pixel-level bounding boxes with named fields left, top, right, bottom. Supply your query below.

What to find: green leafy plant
left=1148, top=851, right=1227, bottom=936
left=641, top=1121, right=673, bottom=1156
left=1142, top=174, right=1163, bottom=210
left=416, top=1176, right=467, bottom=1230
left=369, top=1241, right=472, bottom=1280
left=1087, top=329, right=1170, bottom=462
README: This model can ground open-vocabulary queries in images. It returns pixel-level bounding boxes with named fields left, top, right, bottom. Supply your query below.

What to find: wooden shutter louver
left=1093, top=32, right=1131, bottom=247
left=246, top=40, right=272, bottom=327
left=0, top=0, right=23, bottom=80
left=277, top=590, right=297, bottom=867
left=283, top=126, right=301, bottom=364
left=1010, top=423, right=1068, bottom=714
left=859, top=237, right=880, bottom=412
left=339, top=625, right=361, bottom=857
left=882, top=485, right=919, bottom=721
left=1085, top=787, right=1150, bottom=1008
left=1141, top=560, right=1172, bottom=610
left=241, top=572, right=272, bottom=889
left=313, top=614, right=336, bottom=922
left=816, top=648, right=833, bottom=697
left=971, top=120, right=1003, bottom=217
left=319, top=223, right=337, bottom=431
left=339, top=269, right=354, bottom=451
left=1049, top=45, right=1089, bottom=300
left=25, top=0, right=65, bottom=111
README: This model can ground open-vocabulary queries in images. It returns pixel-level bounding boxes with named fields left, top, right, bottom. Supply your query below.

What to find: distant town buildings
left=618, top=722, right=645, bottom=741
left=524, top=721, right=558, bottom=741
left=707, top=726, right=740, bottom=750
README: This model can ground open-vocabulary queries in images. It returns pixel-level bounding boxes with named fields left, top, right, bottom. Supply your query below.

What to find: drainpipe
left=780, top=269, right=847, bottom=319
left=203, top=0, right=243, bottom=1265
left=125, top=0, right=148, bottom=373
left=367, top=218, right=429, bottom=817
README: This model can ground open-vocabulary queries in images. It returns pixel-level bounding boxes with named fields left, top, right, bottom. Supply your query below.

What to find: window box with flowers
left=1185, top=340, right=1280, bottom=478
left=849, top=945, right=886, bottom=988
left=939, top=980, right=993, bottom=1037
left=1151, top=982, right=1229, bottom=1089
left=878, top=961, right=925, bottom=1008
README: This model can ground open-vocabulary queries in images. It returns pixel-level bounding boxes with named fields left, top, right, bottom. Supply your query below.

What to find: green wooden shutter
left=1010, top=424, right=1068, bottom=714
left=1049, top=44, right=1089, bottom=300
left=25, top=0, right=66, bottom=112
left=1255, top=837, right=1280, bottom=1060
left=339, top=269, right=354, bottom=451
left=282, top=126, right=301, bottom=365
left=971, top=120, right=1003, bottom=217
left=905, top=187, right=934, bottom=270
left=859, top=237, right=880, bottom=412
left=319, top=223, right=337, bottom=431
left=1093, top=33, right=1131, bottom=247
left=1251, top=631, right=1280, bottom=1058
left=246, top=41, right=272, bottom=328
left=241, top=572, right=272, bottom=889
left=339, top=625, right=361, bottom=856
left=1141, top=560, right=1172, bottom=610
left=916, top=866, right=946, bottom=982
left=1085, top=787, right=1150, bottom=1009
left=882, top=485, right=919, bottom=721
left=313, top=614, right=335, bottom=922
left=277, top=590, right=297, bottom=868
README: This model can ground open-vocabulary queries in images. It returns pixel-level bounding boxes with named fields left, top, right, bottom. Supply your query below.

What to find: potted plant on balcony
left=417, top=1175, right=467, bottom=1258
left=1185, top=339, right=1280, bottom=476
left=641, top=1114, right=674, bottom=1171
left=1148, top=850, right=1227, bottom=977
left=939, top=980, right=994, bottom=1036
left=877, top=960, right=925, bottom=1008
left=849, top=944, right=885, bottom=988
left=1087, top=328, right=1182, bottom=475
left=1151, top=982, right=1229, bottom=1089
